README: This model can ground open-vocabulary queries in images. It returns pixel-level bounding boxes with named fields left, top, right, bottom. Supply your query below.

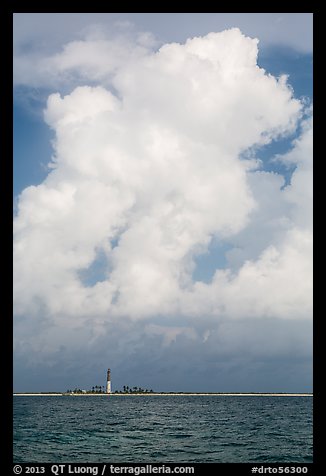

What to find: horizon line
left=13, top=391, right=313, bottom=397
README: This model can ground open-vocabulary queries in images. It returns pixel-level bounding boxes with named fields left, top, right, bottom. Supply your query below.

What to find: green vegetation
left=114, top=386, right=154, bottom=394
left=64, top=385, right=154, bottom=395
left=65, top=385, right=106, bottom=394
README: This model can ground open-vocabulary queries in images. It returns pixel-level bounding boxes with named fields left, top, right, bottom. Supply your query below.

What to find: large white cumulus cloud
left=14, top=28, right=311, bottom=336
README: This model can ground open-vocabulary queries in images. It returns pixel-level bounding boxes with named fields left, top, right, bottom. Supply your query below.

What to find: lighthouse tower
left=106, top=368, right=111, bottom=394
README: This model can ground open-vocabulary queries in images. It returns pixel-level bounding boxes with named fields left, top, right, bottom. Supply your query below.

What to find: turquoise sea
left=13, top=395, right=312, bottom=463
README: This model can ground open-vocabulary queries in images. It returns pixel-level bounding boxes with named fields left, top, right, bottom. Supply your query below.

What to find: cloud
left=13, top=28, right=312, bottom=390
left=13, top=14, right=313, bottom=71
left=13, top=35, right=152, bottom=89
left=13, top=14, right=313, bottom=91
left=14, top=316, right=312, bottom=392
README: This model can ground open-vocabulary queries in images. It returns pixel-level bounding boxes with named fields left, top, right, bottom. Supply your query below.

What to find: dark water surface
left=13, top=395, right=312, bottom=463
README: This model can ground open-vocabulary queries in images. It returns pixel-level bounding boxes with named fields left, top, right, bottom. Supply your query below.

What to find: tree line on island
left=65, top=385, right=154, bottom=394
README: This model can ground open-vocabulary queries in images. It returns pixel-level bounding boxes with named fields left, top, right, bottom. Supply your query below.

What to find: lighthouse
left=106, top=368, right=111, bottom=394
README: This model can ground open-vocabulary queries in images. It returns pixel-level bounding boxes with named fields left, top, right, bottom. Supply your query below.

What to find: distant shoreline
left=13, top=392, right=313, bottom=397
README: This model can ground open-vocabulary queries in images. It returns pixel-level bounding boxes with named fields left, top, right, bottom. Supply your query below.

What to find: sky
left=13, top=13, right=313, bottom=393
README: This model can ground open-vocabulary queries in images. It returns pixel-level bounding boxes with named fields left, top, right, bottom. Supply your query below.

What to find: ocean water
left=13, top=395, right=312, bottom=463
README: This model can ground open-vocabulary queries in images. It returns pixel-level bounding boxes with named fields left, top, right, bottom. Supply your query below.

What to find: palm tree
left=123, top=386, right=126, bottom=393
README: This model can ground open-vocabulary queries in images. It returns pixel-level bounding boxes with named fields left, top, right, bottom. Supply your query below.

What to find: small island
left=13, top=368, right=312, bottom=397
left=13, top=391, right=313, bottom=397
left=63, top=385, right=155, bottom=395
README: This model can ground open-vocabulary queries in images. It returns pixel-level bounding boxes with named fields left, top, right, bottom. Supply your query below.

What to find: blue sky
left=13, top=13, right=313, bottom=393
